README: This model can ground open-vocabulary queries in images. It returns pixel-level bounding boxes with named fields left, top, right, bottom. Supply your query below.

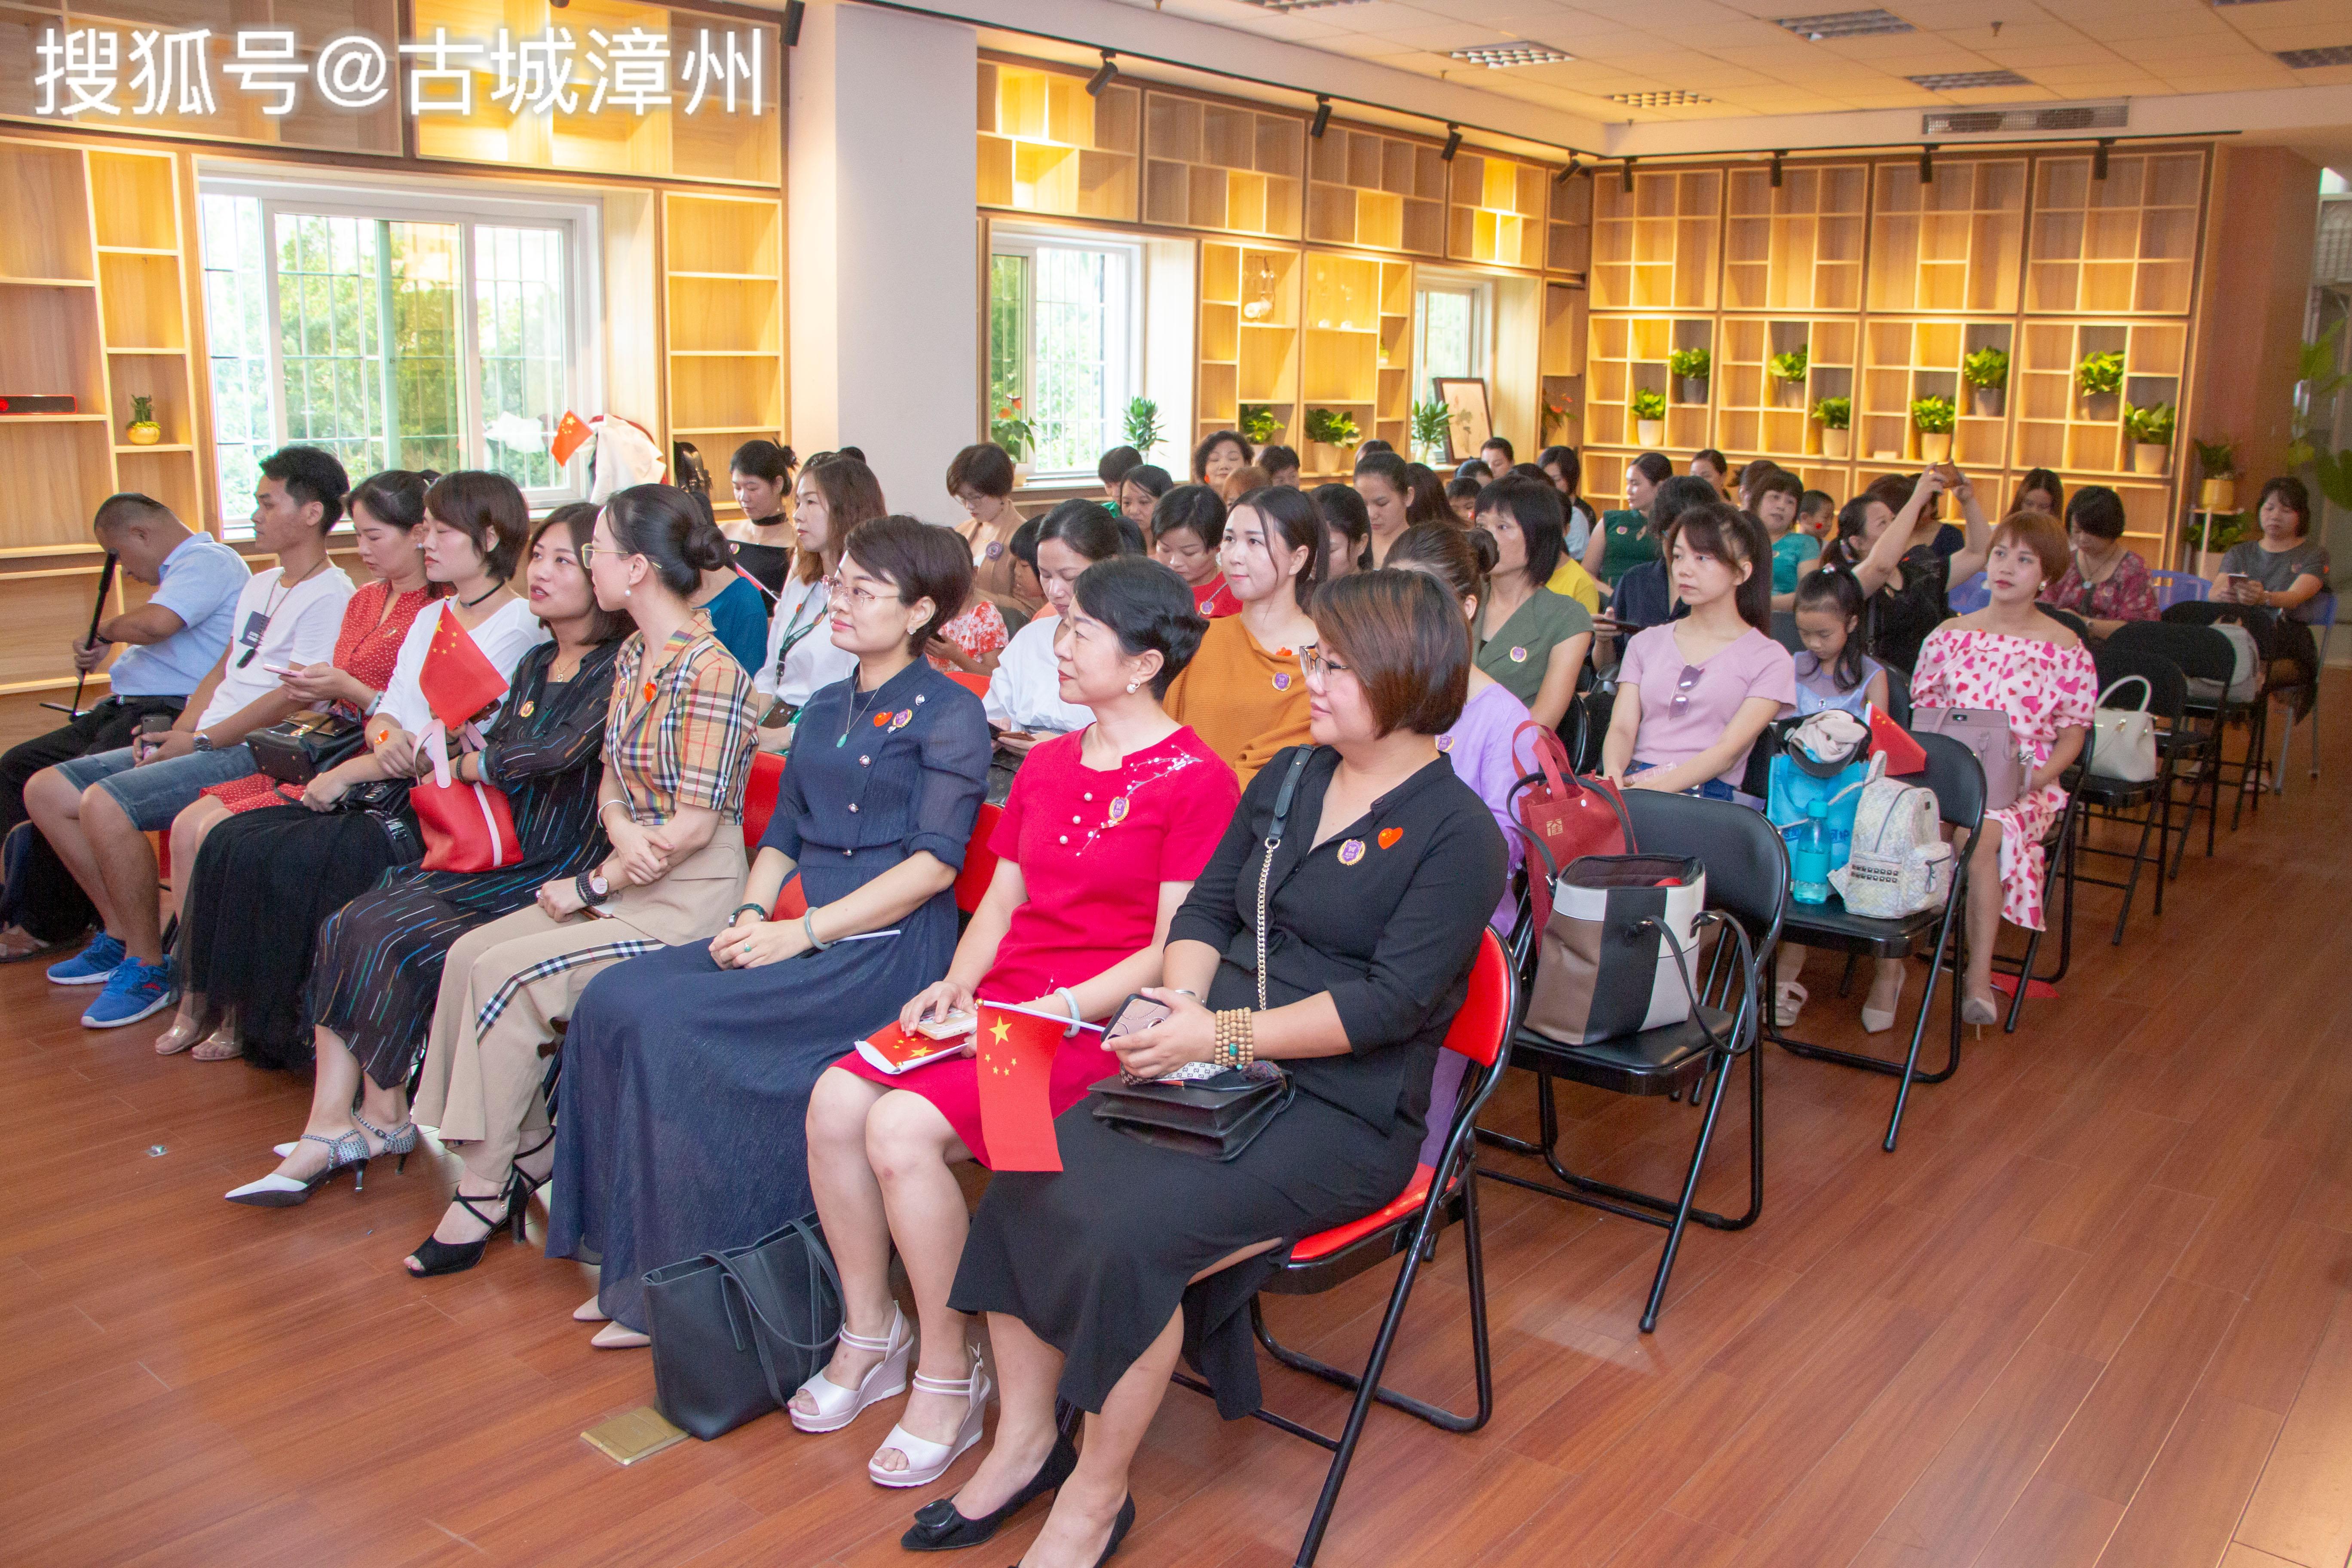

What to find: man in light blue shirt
left=0, top=493, right=249, bottom=963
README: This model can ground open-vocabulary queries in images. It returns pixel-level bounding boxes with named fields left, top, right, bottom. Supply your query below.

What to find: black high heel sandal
left=901, top=1430, right=1079, bottom=1553
left=405, top=1135, right=552, bottom=1277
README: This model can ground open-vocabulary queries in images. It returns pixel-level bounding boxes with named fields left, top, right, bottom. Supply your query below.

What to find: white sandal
left=869, top=1351, right=990, bottom=1488
left=789, top=1306, right=912, bottom=1434
left=1773, top=980, right=1808, bottom=1028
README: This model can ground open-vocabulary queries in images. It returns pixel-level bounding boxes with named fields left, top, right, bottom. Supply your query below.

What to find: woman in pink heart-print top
left=1911, top=510, right=2095, bottom=1023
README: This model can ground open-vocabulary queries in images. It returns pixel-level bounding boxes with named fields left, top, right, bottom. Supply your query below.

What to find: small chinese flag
left=550, top=410, right=592, bottom=467
left=419, top=614, right=510, bottom=730
left=1869, top=703, right=1928, bottom=776
left=973, top=1003, right=1063, bottom=1172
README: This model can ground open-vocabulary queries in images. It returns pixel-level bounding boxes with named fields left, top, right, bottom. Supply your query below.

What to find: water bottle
left=1791, top=799, right=1832, bottom=905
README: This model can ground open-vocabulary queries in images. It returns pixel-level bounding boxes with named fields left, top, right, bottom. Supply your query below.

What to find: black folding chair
left=2071, top=644, right=2187, bottom=945
left=2160, top=601, right=2275, bottom=830
left=1169, top=931, right=1518, bottom=1568
left=1995, top=701, right=2095, bottom=1033
left=2107, top=619, right=2235, bottom=874
left=1478, top=791, right=1783, bottom=1332
left=1767, top=732, right=1984, bottom=1152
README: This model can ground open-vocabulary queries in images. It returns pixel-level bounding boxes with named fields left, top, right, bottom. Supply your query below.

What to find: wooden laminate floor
left=6, top=681, right=2352, bottom=1568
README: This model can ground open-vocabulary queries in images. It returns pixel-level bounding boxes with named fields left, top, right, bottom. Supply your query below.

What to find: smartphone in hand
left=1103, top=993, right=1172, bottom=1043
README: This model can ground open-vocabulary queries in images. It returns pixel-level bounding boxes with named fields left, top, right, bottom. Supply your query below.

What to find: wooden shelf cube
left=977, top=61, right=1139, bottom=221
left=1448, top=153, right=1548, bottom=270
left=1305, top=125, right=1444, bottom=257
left=1724, top=163, right=1866, bottom=314
left=1590, top=168, right=1721, bottom=312
left=1869, top=158, right=2024, bottom=315
left=1549, top=172, right=1593, bottom=276
left=2015, top=318, right=2184, bottom=478
left=1199, top=241, right=1298, bottom=446
left=0, top=144, right=93, bottom=284
left=1858, top=318, right=2016, bottom=468
left=1717, top=316, right=1857, bottom=462
left=1143, top=92, right=1302, bottom=239
left=2027, top=150, right=2203, bottom=315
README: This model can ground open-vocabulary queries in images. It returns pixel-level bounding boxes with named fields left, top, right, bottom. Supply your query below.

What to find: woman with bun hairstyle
left=399, top=483, right=758, bottom=1278
left=1584, top=451, right=1674, bottom=590
left=1164, top=484, right=1325, bottom=787
left=724, top=439, right=799, bottom=597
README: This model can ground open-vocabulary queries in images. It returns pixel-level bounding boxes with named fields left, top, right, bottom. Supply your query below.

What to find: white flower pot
left=1820, top=428, right=1850, bottom=460
left=1918, top=432, right=1952, bottom=464
left=1635, top=418, right=1665, bottom=448
left=1014, top=461, right=1033, bottom=486
left=2132, top=442, right=2169, bottom=476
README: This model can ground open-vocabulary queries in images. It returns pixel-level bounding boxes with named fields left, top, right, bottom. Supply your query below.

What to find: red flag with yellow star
left=418, top=612, right=510, bottom=730
left=974, top=1002, right=1063, bottom=1171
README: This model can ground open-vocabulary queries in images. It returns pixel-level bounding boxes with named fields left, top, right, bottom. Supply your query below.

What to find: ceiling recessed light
left=2276, top=44, right=2352, bottom=67
left=1239, top=0, right=1373, bottom=11
left=1608, top=89, right=1714, bottom=107
left=1774, top=9, right=1915, bottom=41
left=1907, top=70, right=2030, bottom=89
left=1449, top=43, right=1575, bottom=67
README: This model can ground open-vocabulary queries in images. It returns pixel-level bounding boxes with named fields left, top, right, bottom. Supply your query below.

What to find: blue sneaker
left=47, top=931, right=126, bottom=986
left=82, top=957, right=175, bottom=1029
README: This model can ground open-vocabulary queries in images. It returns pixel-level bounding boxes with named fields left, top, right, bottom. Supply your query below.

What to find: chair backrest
left=1913, top=730, right=1987, bottom=833
left=1768, top=610, right=1805, bottom=655
left=2147, top=569, right=2208, bottom=609
left=1440, top=928, right=1514, bottom=1068
left=953, top=802, right=1004, bottom=914
left=2108, top=619, right=2236, bottom=685
left=2162, top=598, right=2280, bottom=658
left=2311, top=590, right=2339, bottom=630
left=1947, top=571, right=1991, bottom=613
left=1617, top=790, right=1789, bottom=954
left=2090, top=641, right=2188, bottom=726
left=946, top=670, right=992, bottom=700
left=2042, top=604, right=2090, bottom=641
left=741, top=749, right=786, bottom=848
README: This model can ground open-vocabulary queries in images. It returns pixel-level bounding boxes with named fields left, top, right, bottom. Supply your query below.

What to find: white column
left=789, top=1, right=979, bottom=518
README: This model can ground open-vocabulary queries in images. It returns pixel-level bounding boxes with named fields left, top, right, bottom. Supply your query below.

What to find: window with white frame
left=988, top=230, right=1141, bottom=481
left=1415, top=278, right=1490, bottom=398
left=199, top=176, right=599, bottom=534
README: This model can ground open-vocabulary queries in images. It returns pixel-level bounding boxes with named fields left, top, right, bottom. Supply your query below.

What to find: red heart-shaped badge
left=1378, top=828, right=1402, bottom=849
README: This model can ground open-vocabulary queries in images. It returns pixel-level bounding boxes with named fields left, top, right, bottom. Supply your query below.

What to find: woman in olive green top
left=1470, top=475, right=1593, bottom=730
left=1583, top=452, right=1672, bottom=591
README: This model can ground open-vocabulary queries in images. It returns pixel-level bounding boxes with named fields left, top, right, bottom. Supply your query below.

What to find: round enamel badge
left=1107, top=795, right=1130, bottom=825
left=985, top=541, right=1004, bottom=560
left=1273, top=672, right=1292, bottom=691
left=1435, top=734, right=1453, bottom=752
left=1338, top=838, right=1366, bottom=865
left=1509, top=646, right=1529, bottom=664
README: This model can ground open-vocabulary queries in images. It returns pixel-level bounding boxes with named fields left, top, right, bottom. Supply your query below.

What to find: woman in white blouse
left=983, top=501, right=1133, bottom=751
left=753, top=455, right=882, bottom=750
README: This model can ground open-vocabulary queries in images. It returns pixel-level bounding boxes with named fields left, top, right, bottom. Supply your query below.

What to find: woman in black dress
left=923, top=570, right=1506, bottom=1568
left=1822, top=467, right=1990, bottom=676
left=724, top=439, right=798, bottom=599
left=222, top=508, right=626, bottom=1205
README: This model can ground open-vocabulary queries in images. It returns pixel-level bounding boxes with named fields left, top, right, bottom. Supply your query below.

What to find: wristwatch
left=190, top=732, right=213, bottom=753
left=575, top=868, right=612, bottom=906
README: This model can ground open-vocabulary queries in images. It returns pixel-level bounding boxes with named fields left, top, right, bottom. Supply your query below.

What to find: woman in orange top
left=1163, top=484, right=1323, bottom=787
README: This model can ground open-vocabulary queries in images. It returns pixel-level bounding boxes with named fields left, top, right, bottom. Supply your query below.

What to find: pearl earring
left=1125, top=680, right=1139, bottom=694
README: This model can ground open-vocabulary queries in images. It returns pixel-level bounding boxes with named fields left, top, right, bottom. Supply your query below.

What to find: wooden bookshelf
left=2027, top=150, right=2203, bottom=315
left=1724, top=164, right=1865, bottom=313
left=662, top=190, right=785, bottom=509
left=1540, top=280, right=1586, bottom=452
left=1868, top=159, right=2025, bottom=314
left=1197, top=241, right=1298, bottom=452
left=1589, top=168, right=1721, bottom=312
left=2013, top=318, right=2186, bottom=478
left=1718, top=317, right=1857, bottom=462
left=1305, top=127, right=1445, bottom=257
left=1857, top=318, right=2016, bottom=469
left=1448, top=153, right=1547, bottom=270
left=1548, top=172, right=1593, bottom=276
left=977, top=60, right=1140, bottom=222
left=91, top=150, right=202, bottom=528
left=1143, top=93, right=1302, bottom=239
left=1586, top=315, right=1713, bottom=452
left=1297, top=251, right=1410, bottom=476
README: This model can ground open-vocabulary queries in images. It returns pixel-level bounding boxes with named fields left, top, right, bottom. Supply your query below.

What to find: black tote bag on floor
left=642, top=1214, right=845, bottom=1440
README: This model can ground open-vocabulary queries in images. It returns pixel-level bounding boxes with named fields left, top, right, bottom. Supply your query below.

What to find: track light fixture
left=1919, top=143, right=1935, bottom=183
left=1085, top=50, right=1118, bottom=97
left=1441, top=123, right=1463, bottom=161
left=1311, top=95, right=1331, bottom=138
left=1554, top=154, right=1582, bottom=185
left=2094, top=137, right=2113, bottom=180
left=1771, top=150, right=1785, bottom=188
left=782, top=0, right=802, bottom=46
left=1623, top=156, right=1636, bottom=193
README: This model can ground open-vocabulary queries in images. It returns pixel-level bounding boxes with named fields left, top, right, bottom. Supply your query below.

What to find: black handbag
left=641, top=1214, right=844, bottom=1440
left=249, top=710, right=367, bottom=785
left=1087, top=747, right=1314, bottom=1161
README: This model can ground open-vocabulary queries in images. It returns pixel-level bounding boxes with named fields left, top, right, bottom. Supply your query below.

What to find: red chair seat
left=1289, top=1163, right=1436, bottom=1262
left=946, top=671, right=991, bottom=699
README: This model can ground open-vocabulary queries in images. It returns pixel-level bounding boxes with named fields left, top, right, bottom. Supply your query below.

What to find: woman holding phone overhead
left=796, top=557, right=1233, bottom=1493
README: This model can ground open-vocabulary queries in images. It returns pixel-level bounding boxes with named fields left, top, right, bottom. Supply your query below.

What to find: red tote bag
left=410, top=775, right=524, bottom=874
left=1509, top=720, right=1635, bottom=930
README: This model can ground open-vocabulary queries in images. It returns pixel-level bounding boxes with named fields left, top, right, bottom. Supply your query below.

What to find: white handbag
left=1829, top=753, right=1955, bottom=919
left=2089, top=674, right=2159, bottom=785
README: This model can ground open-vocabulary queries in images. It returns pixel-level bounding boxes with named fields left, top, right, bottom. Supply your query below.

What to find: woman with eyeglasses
left=1163, top=484, right=1325, bottom=787
left=1602, top=502, right=1793, bottom=807
left=396, top=484, right=758, bottom=1279
left=545, top=516, right=989, bottom=1347
left=751, top=455, right=879, bottom=751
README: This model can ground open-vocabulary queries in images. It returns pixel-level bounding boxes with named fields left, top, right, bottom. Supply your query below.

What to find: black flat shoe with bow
left=901, top=1430, right=1078, bottom=1553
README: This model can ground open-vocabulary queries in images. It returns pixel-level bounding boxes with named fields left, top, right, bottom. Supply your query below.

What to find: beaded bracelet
left=1213, top=1008, right=1256, bottom=1069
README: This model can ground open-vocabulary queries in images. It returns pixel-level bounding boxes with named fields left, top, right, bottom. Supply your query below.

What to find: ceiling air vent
left=2276, top=45, right=2352, bottom=68
left=1450, top=43, right=1575, bottom=67
left=1238, top=0, right=1374, bottom=11
left=1610, top=90, right=1714, bottom=107
left=1908, top=70, right=2030, bottom=90
left=1774, top=9, right=1914, bottom=41
left=1923, top=102, right=2127, bottom=135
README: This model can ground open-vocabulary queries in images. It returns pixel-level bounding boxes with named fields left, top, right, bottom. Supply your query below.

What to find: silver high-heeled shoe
left=226, top=1129, right=371, bottom=1207
left=274, top=1115, right=416, bottom=1170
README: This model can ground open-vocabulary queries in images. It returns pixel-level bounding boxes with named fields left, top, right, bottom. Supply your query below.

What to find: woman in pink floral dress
left=1911, top=511, right=2094, bottom=1023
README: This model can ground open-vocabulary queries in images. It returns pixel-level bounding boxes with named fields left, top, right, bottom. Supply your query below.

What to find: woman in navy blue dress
left=546, top=517, right=991, bottom=1343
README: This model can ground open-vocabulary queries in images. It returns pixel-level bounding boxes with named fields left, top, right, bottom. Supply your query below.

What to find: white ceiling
left=1112, top=0, right=2352, bottom=123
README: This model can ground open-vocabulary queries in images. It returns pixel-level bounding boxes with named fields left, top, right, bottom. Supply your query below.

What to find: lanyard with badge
left=237, top=561, right=325, bottom=668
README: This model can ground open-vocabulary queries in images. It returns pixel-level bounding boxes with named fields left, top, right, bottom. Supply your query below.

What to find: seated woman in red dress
left=796, top=556, right=1238, bottom=1491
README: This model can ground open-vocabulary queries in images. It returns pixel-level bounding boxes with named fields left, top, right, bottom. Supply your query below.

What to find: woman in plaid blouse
left=404, top=484, right=759, bottom=1278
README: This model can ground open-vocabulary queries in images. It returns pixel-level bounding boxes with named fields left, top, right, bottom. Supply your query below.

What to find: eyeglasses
left=826, top=575, right=901, bottom=610
left=1298, top=644, right=1347, bottom=680
left=1667, top=663, right=1704, bottom=717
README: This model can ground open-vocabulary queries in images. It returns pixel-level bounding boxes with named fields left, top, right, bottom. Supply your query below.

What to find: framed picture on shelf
left=1434, top=377, right=1491, bottom=464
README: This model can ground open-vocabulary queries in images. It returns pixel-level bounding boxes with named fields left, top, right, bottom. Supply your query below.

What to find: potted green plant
left=1121, top=397, right=1164, bottom=462
left=1303, top=406, right=1361, bottom=475
left=2075, top=350, right=2124, bottom=421
left=990, top=398, right=1038, bottom=482
left=1409, top=399, right=1451, bottom=465
left=2124, top=401, right=2175, bottom=476
left=2193, top=436, right=2237, bottom=512
left=1237, top=404, right=1281, bottom=447
left=1667, top=347, right=1711, bottom=405
left=1542, top=388, right=1577, bottom=442
left=1911, top=395, right=1956, bottom=464
left=1812, top=395, right=1851, bottom=460
left=1631, top=388, right=1668, bottom=448
left=1768, top=346, right=1809, bottom=410
left=1962, top=346, right=2009, bottom=419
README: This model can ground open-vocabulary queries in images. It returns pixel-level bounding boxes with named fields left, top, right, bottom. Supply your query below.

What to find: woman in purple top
left=1602, top=502, right=1794, bottom=808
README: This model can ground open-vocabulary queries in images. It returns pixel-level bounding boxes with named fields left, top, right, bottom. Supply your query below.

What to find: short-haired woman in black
left=923, top=570, right=1506, bottom=1566
left=724, top=439, right=799, bottom=597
